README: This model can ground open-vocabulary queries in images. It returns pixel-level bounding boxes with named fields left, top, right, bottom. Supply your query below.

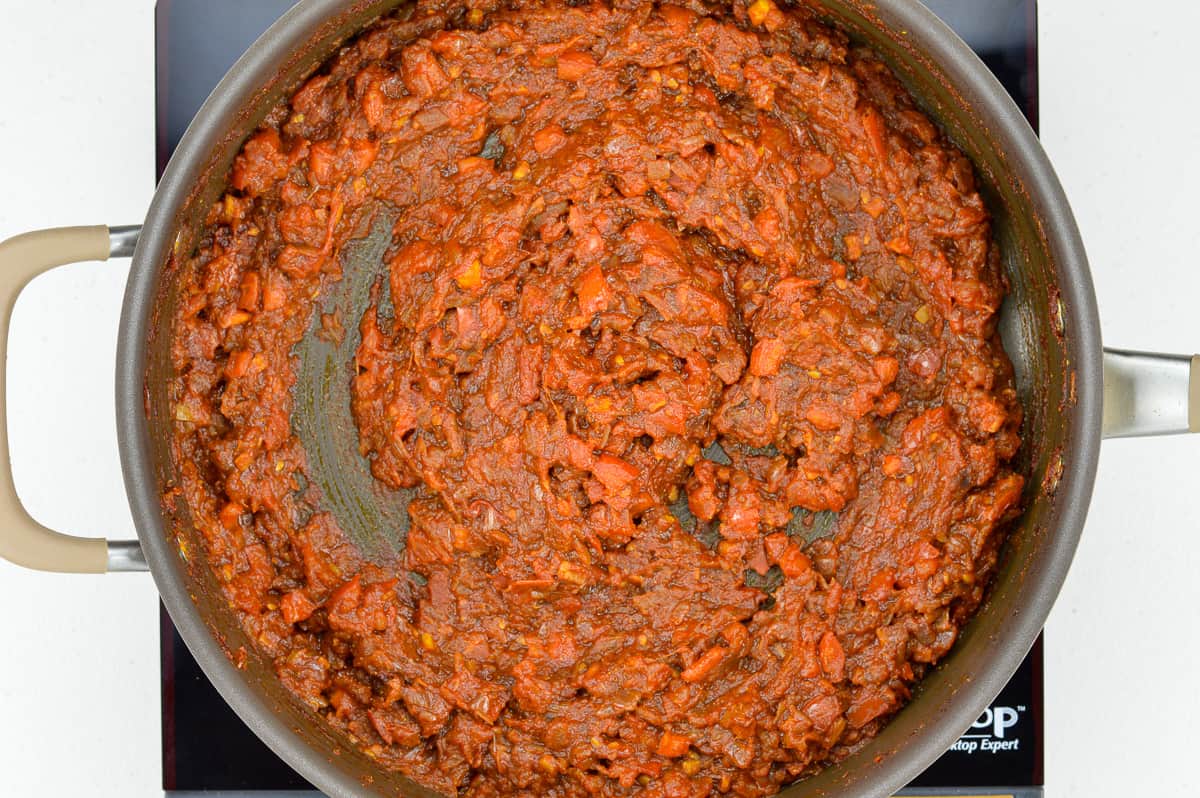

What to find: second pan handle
left=0, top=227, right=1187, bottom=571
left=1102, top=348, right=1200, bottom=438
left=0, top=225, right=147, bottom=573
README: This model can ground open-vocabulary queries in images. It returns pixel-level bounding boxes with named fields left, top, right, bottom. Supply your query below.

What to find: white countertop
left=0, top=1, right=1196, bottom=795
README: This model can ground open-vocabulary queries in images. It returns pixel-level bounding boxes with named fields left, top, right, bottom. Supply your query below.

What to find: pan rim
left=115, top=1, right=1101, bottom=797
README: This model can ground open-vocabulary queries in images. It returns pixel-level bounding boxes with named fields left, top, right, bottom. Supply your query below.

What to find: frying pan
left=0, top=1, right=1192, bottom=796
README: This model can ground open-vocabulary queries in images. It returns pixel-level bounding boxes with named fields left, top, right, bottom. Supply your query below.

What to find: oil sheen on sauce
left=168, top=1, right=1025, bottom=795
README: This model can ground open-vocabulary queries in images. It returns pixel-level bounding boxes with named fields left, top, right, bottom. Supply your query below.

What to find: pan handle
left=1102, top=348, right=1200, bottom=439
left=0, top=235, right=1185, bottom=570
left=0, top=225, right=147, bottom=573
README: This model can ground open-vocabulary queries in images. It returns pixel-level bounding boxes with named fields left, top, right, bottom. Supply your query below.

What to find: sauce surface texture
left=169, top=1, right=1025, bottom=795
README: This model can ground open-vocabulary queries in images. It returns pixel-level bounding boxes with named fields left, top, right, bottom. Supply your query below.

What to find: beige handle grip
left=0, top=226, right=124, bottom=573
left=1191, top=356, right=1200, bottom=433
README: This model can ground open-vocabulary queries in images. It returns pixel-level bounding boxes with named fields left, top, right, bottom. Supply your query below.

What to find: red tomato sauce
left=169, top=1, right=1024, bottom=795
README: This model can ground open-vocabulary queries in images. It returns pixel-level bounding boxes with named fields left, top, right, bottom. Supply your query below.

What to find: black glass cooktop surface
left=157, top=2, right=1042, bottom=794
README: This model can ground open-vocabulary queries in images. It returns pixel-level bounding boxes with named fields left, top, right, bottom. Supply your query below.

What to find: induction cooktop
left=157, top=2, right=1043, bottom=795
